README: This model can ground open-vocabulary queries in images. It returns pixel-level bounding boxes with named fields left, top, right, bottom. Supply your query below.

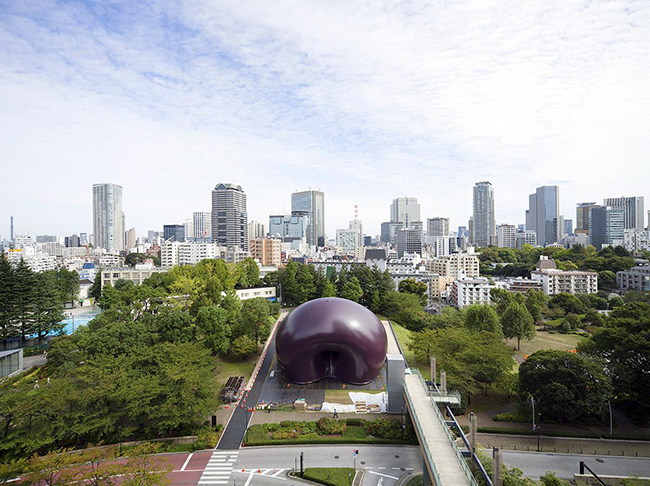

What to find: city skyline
left=2, top=1, right=650, bottom=238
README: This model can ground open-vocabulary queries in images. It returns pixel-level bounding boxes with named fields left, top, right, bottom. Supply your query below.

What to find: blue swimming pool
left=60, top=310, right=102, bottom=335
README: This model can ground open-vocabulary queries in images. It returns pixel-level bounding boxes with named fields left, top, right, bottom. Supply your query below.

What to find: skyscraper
left=427, top=217, right=450, bottom=237
left=527, top=186, right=560, bottom=246
left=212, top=183, right=248, bottom=250
left=93, top=183, right=124, bottom=252
left=291, top=190, right=325, bottom=247
left=193, top=212, right=212, bottom=240
left=390, top=197, right=420, bottom=229
left=575, top=202, right=598, bottom=234
left=472, top=182, right=495, bottom=247
left=163, top=224, right=185, bottom=242
left=603, top=196, right=644, bottom=230
left=590, top=206, right=625, bottom=250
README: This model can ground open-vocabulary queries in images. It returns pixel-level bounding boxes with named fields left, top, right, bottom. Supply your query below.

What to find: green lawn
left=214, top=355, right=257, bottom=388
left=391, top=321, right=430, bottom=381
left=302, top=468, right=356, bottom=486
left=510, top=329, right=582, bottom=360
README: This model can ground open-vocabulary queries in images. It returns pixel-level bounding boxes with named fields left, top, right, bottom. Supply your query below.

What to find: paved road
left=160, top=445, right=422, bottom=486
left=499, top=450, right=650, bottom=480
left=217, top=334, right=278, bottom=450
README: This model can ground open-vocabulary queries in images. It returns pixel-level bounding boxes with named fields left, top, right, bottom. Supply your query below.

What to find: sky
left=1, top=0, right=650, bottom=240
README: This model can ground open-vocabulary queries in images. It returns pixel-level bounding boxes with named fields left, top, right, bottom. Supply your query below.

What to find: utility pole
left=608, top=400, right=613, bottom=435
left=300, top=451, right=304, bottom=478
left=430, top=355, right=436, bottom=385
left=440, top=370, right=447, bottom=394
left=469, top=412, right=477, bottom=463
left=492, top=447, right=502, bottom=486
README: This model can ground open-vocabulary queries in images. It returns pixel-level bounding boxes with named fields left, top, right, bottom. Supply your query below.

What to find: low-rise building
left=235, top=286, right=277, bottom=302
left=617, top=265, right=650, bottom=292
left=531, top=256, right=598, bottom=295
left=0, top=349, right=23, bottom=379
left=502, top=277, right=543, bottom=294
left=101, top=262, right=168, bottom=288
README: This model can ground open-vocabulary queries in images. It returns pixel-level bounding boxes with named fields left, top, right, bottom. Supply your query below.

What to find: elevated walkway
left=404, top=370, right=476, bottom=486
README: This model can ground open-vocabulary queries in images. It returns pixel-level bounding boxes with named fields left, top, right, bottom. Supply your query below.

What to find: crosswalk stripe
left=198, top=449, right=238, bottom=486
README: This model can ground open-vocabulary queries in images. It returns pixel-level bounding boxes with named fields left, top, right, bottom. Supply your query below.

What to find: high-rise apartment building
left=92, top=183, right=124, bottom=252
left=390, top=197, right=421, bottom=229
left=250, top=238, right=281, bottom=266
left=184, top=219, right=193, bottom=242
left=291, top=190, right=325, bottom=247
left=527, top=185, right=560, bottom=246
left=590, top=206, right=625, bottom=250
left=563, top=219, right=573, bottom=236
left=193, top=212, right=212, bottom=240
left=427, top=217, right=450, bottom=237
left=472, top=182, right=495, bottom=247
left=497, top=224, right=517, bottom=248
left=603, top=196, right=644, bottom=230
left=575, top=202, right=598, bottom=234
left=516, top=230, right=537, bottom=249
left=212, top=183, right=248, bottom=250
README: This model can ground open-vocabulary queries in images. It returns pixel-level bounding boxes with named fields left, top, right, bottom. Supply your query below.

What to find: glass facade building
left=291, top=190, right=325, bottom=247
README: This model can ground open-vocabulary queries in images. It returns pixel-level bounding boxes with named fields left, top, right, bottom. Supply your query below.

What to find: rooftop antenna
left=354, top=205, right=358, bottom=220
left=10, top=216, right=14, bottom=242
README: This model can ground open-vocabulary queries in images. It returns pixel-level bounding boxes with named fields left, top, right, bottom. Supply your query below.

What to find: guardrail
left=408, top=368, right=479, bottom=486
left=403, top=380, right=443, bottom=486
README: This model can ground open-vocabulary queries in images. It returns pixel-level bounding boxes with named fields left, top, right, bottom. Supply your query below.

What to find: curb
left=396, top=472, right=423, bottom=486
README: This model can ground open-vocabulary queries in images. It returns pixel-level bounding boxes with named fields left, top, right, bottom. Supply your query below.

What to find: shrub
left=492, top=411, right=530, bottom=423
left=316, top=418, right=347, bottom=435
left=364, top=419, right=402, bottom=439
left=344, top=418, right=365, bottom=426
left=262, top=423, right=280, bottom=433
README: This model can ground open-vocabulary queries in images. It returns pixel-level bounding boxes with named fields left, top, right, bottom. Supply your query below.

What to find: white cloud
left=1, top=0, right=649, bottom=238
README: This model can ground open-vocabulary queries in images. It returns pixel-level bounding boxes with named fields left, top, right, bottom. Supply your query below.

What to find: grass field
left=301, top=468, right=356, bottom=486
left=509, top=329, right=583, bottom=360
left=390, top=321, right=435, bottom=381
left=214, top=354, right=257, bottom=388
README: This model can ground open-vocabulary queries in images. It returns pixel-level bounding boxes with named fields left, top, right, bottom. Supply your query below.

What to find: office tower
left=468, top=217, right=474, bottom=245
left=395, top=228, right=422, bottom=257
left=527, top=185, right=560, bottom=246
left=79, top=233, right=88, bottom=246
left=291, top=190, right=325, bottom=247
left=472, top=182, right=495, bottom=247
left=211, top=183, right=248, bottom=250
left=348, top=206, right=363, bottom=248
left=390, top=197, right=420, bottom=229
left=248, top=220, right=267, bottom=240
left=193, top=212, right=212, bottom=241
left=269, top=213, right=310, bottom=240
left=147, top=230, right=161, bottom=244
left=553, top=216, right=564, bottom=242
left=380, top=222, right=391, bottom=243
left=364, top=236, right=372, bottom=246
left=125, top=228, right=136, bottom=249
left=497, top=224, right=517, bottom=248
left=93, top=183, right=124, bottom=252
left=10, top=216, right=14, bottom=243
left=603, top=196, right=644, bottom=229
left=563, top=219, right=573, bottom=236
left=64, top=234, right=80, bottom=248
left=590, top=206, right=625, bottom=250
left=576, top=203, right=598, bottom=234
left=457, top=226, right=468, bottom=238
left=163, top=224, right=185, bottom=242
left=427, top=217, right=450, bottom=237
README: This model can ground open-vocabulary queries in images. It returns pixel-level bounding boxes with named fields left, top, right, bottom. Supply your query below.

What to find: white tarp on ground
left=320, top=392, right=388, bottom=413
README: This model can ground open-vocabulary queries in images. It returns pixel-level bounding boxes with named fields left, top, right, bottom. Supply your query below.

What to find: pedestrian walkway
left=197, top=450, right=239, bottom=485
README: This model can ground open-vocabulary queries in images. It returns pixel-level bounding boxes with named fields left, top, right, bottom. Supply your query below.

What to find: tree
left=560, top=313, right=581, bottom=333
left=241, top=298, right=270, bottom=344
left=88, top=273, right=102, bottom=300
left=122, top=443, right=172, bottom=486
left=321, top=280, right=337, bottom=298
left=340, top=277, right=363, bottom=303
left=157, top=310, right=194, bottom=343
left=524, top=289, right=546, bottom=323
left=578, top=302, right=650, bottom=423
left=548, top=293, right=587, bottom=315
left=125, top=253, right=148, bottom=267
left=598, top=270, right=616, bottom=290
left=32, top=272, right=65, bottom=340
left=296, top=266, right=316, bottom=304
left=501, top=302, right=535, bottom=350
left=53, top=268, right=80, bottom=304
left=0, top=257, right=18, bottom=341
left=230, top=335, right=257, bottom=359
left=22, top=449, right=79, bottom=486
left=398, top=279, right=428, bottom=306
left=196, top=306, right=231, bottom=355
left=13, top=259, right=38, bottom=340
left=0, top=458, right=26, bottom=485
left=464, top=304, right=502, bottom=336
left=490, top=288, right=515, bottom=316
left=519, top=350, right=612, bottom=423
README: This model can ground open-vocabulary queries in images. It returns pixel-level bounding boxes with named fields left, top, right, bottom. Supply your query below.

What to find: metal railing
left=408, top=368, right=479, bottom=486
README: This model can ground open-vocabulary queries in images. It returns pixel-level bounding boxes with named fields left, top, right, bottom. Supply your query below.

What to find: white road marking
left=262, top=469, right=271, bottom=475
left=377, top=467, right=386, bottom=470
left=405, top=468, right=413, bottom=471
left=180, top=453, right=193, bottom=471
left=377, top=476, right=384, bottom=486
left=244, top=473, right=255, bottom=486
left=368, top=471, right=400, bottom=480
left=272, top=469, right=286, bottom=477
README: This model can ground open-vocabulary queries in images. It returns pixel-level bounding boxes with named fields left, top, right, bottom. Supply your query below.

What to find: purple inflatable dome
left=275, top=297, right=388, bottom=385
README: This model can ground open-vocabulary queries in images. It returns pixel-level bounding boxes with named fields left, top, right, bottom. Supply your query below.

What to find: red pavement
left=159, top=450, right=214, bottom=486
